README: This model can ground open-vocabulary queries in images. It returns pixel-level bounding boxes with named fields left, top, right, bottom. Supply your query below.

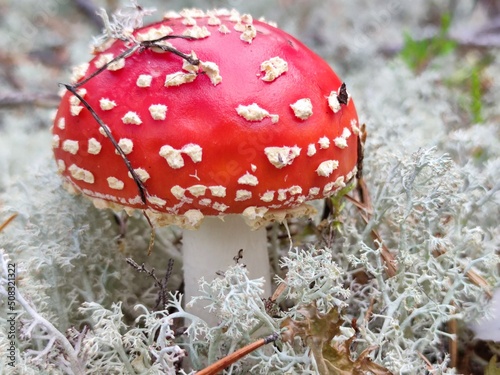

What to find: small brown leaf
left=281, top=303, right=393, bottom=375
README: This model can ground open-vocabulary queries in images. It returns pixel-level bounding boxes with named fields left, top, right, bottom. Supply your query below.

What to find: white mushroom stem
left=182, top=215, right=271, bottom=325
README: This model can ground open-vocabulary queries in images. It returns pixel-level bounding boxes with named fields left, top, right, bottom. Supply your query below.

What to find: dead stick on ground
left=196, top=333, right=279, bottom=375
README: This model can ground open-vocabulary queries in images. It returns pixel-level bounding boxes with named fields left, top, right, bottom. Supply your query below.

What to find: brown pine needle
left=0, top=213, right=18, bottom=233
left=196, top=333, right=279, bottom=375
left=448, top=308, right=458, bottom=368
left=271, top=281, right=287, bottom=302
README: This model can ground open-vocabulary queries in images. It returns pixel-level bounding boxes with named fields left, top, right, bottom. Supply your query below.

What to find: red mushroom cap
left=52, top=9, right=360, bottom=229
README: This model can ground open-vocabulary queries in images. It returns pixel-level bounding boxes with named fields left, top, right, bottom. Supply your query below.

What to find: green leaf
left=485, top=356, right=500, bottom=375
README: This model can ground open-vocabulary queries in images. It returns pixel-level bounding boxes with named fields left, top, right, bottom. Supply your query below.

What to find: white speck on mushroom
left=129, top=195, right=143, bottom=205
left=62, top=140, right=79, bottom=154
left=242, top=206, right=268, bottom=221
left=289, top=185, right=302, bottom=195
left=184, top=209, right=204, bottom=227
left=261, top=56, right=288, bottom=82
left=347, top=166, right=358, bottom=181
left=264, top=146, right=301, bottom=169
left=94, top=53, right=114, bottom=68
left=208, top=16, right=221, bottom=25
left=238, top=172, right=259, bottom=186
left=269, top=114, right=280, bottom=123
left=164, top=72, right=197, bottom=87
left=334, top=128, right=352, bottom=149
left=327, top=91, right=341, bottom=113
left=334, top=176, right=346, bottom=189
left=200, top=61, right=222, bottom=86
left=183, top=51, right=199, bottom=73
left=236, top=103, right=278, bottom=122
left=57, top=159, right=66, bottom=173
left=99, top=98, right=116, bottom=111
left=70, top=105, right=83, bottom=116
left=136, top=74, right=153, bottom=87
left=251, top=164, right=257, bottom=172
left=277, top=189, right=287, bottom=201
left=240, top=24, right=257, bottom=43
left=70, top=62, right=89, bottom=83
left=98, top=125, right=110, bottom=137
left=198, top=198, right=211, bottom=206
left=183, top=25, right=211, bottom=39
left=309, top=187, right=320, bottom=196
left=234, top=21, right=246, bottom=32
left=128, top=168, right=150, bottom=182
left=342, top=128, right=352, bottom=139
left=52, top=134, right=60, bottom=149
left=209, top=186, right=226, bottom=197
left=323, top=182, right=335, bottom=195
left=107, top=177, right=124, bottom=190
left=122, top=111, right=142, bottom=125
left=181, top=144, right=203, bottom=163
left=171, top=185, right=185, bottom=199
left=241, top=13, right=253, bottom=24
left=150, top=41, right=174, bottom=54
left=187, top=185, right=207, bottom=197
left=213, top=202, right=229, bottom=212
left=69, top=95, right=80, bottom=106
left=87, top=138, right=102, bottom=155
left=117, top=138, right=134, bottom=154
left=351, top=119, right=360, bottom=135
left=307, top=144, right=317, bottom=156
left=316, top=160, right=339, bottom=177
left=182, top=16, right=197, bottom=26
left=260, top=191, right=275, bottom=202
left=68, top=164, right=94, bottom=183
left=290, top=98, right=313, bottom=119
left=107, top=58, right=125, bottom=71
left=149, top=104, right=168, bottom=120
left=57, top=117, right=65, bottom=130
left=235, top=190, right=252, bottom=201
left=334, top=137, right=347, bottom=149
left=159, top=146, right=184, bottom=169
left=318, top=136, right=330, bottom=149
left=296, top=195, right=307, bottom=204
left=147, top=195, right=167, bottom=206
left=218, top=24, right=230, bottom=34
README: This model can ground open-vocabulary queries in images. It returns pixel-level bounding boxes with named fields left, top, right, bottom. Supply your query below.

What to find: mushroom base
left=182, top=215, right=271, bottom=324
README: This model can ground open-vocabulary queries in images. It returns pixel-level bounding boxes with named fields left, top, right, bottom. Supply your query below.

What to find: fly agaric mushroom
left=52, top=8, right=360, bottom=321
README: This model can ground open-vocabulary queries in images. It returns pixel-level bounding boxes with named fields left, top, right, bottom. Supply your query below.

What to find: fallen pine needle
left=196, top=332, right=279, bottom=375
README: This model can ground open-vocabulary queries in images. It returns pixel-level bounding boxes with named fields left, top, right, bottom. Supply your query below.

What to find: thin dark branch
left=140, top=35, right=200, bottom=65
left=126, top=257, right=175, bottom=310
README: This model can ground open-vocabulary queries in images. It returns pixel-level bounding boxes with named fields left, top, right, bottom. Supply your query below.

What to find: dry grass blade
left=196, top=333, right=279, bottom=375
left=0, top=213, right=18, bottom=233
